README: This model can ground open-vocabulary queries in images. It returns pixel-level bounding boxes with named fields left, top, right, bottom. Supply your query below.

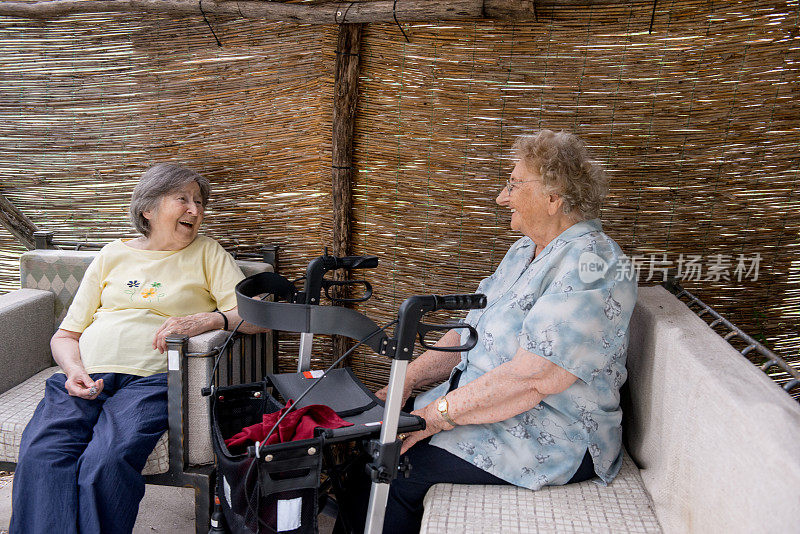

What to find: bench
left=420, top=286, right=800, bottom=533
left=0, top=244, right=275, bottom=533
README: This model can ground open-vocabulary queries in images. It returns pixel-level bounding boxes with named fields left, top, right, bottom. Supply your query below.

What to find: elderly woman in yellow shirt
left=11, top=164, right=262, bottom=534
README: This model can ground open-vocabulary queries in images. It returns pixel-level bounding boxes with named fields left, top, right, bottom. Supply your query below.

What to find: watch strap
left=438, top=396, right=458, bottom=427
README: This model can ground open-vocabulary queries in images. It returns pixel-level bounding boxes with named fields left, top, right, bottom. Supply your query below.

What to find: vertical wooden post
left=0, top=192, right=39, bottom=250
left=331, top=23, right=364, bottom=364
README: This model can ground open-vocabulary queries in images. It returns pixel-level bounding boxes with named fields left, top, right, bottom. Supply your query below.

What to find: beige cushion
left=184, top=331, right=223, bottom=466
left=20, top=249, right=96, bottom=328
left=420, top=451, right=661, bottom=533
left=626, top=286, right=800, bottom=534
left=142, top=433, right=170, bottom=475
left=20, top=249, right=274, bottom=329
left=0, top=368, right=60, bottom=465
left=0, top=366, right=169, bottom=476
left=0, top=333, right=269, bottom=474
left=184, top=329, right=273, bottom=465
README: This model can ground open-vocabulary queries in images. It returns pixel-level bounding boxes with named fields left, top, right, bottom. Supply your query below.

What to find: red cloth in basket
left=224, top=400, right=353, bottom=450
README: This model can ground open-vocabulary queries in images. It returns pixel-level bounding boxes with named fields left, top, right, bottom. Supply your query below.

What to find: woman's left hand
left=400, top=401, right=453, bottom=455
left=152, top=313, right=217, bottom=353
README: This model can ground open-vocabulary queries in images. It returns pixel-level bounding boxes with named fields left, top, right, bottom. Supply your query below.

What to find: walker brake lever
left=303, top=253, right=379, bottom=305
left=322, top=278, right=373, bottom=304
left=417, top=322, right=479, bottom=352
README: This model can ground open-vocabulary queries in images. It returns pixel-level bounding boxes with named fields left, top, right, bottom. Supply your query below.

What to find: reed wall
left=0, top=0, right=797, bottom=388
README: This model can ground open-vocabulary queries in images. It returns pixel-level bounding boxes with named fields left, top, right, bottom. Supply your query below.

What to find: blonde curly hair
left=513, top=130, right=607, bottom=220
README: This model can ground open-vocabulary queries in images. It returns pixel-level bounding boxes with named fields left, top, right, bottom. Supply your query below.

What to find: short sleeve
left=204, top=240, right=245, bottom=311
left=517, top=258, right=636, bottom=385
left=59, top=254, right=104, bottom=333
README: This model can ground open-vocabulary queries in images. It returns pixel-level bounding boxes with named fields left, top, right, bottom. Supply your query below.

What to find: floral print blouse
left=415, top=219, right=638, bottom=489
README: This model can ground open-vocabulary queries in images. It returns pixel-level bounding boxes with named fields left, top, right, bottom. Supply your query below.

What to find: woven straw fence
left=0, top=1, right=797, bottom=391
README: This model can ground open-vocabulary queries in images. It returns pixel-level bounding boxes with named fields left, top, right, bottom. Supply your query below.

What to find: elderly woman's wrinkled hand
left=65, top=372, right=104, bottom=400
left=399, top=401, right=451, bottom=455
left=152, top=312, right=217, bottom=353
left=375, top=381, right=414, bottom=406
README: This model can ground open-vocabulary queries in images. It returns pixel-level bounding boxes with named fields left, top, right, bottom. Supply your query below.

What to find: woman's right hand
left=65, top=372, right=103, bottom=400
left=51, top=328, right=103, bottom=400
left=375, top=380, right=413, bottom=405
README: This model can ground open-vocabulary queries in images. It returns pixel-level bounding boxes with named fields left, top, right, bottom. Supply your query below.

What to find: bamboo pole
left=0, top=192, right=39, bottom=250
left=0, top=0, right=651, bottom=22
left=331, top=22, right=363, bottom=364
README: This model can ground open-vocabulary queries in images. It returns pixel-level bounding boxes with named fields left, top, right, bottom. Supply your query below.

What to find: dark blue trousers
left=11, top=372, right=168, bottom=534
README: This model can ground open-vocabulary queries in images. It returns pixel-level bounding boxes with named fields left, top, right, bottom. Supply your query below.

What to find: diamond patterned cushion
left=0, top=367, right=170, bottom=475
left=420, top=451, right=662, bottom=534
left=20, top=250, right=274, bottom=329
left=142, top=432, right=169, bottom=476
left=20, top=250, right=96, bottom=329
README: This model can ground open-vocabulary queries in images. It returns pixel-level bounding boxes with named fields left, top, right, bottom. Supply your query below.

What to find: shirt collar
left=527, top=218, right=603, bottom=260
left=555, top=218, right=602, bottom=242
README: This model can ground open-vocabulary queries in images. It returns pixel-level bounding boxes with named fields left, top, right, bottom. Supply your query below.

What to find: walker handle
left=393, top=294, right=486, bottom=360
left=303, top=254, right=379, bottom=304
left=335, top=255, right=379, bottom=270
left=433, top=294, right=487, bottom=311
left=418, top=322, right=479, bottom=352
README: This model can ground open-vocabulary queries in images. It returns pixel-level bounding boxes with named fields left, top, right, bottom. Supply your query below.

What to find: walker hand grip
left=336, top=255, right=379, bottom=270
left=418, top=322, right=479, bottom=352
left=434, top=294, right=487, bottom=312
left=392, top=294, right=486, bottom=360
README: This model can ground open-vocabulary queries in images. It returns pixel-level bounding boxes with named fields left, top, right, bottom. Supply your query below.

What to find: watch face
left=438, top=398, right=447, bottom=411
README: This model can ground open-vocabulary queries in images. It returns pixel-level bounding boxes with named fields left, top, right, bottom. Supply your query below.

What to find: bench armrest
left=167, top=330, right=273, bottom=467
left=0, top=289, right=55, bottom=394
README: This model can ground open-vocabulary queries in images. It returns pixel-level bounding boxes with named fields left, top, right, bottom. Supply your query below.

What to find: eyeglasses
left=505, top=179, right=541, bottom=193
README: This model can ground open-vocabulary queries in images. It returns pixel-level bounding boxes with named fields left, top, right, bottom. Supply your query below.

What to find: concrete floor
left=0, top=471, right=195, bottom=533
left=0, top=471, right=335, bottom=534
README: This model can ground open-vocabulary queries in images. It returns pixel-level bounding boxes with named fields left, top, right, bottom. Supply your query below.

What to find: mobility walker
left=203, top=252, right=486, bottom=534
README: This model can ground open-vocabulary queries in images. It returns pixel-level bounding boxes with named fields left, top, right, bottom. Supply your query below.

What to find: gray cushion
left=0, top=289, right=55, bottom=395
left=420, top=451, right=661, bottom=533
left=185, top=330, right=273, bottom=466
left=0, top=366, right=169, bottom=475
left=20, top=249, right=274, bottom=328
left=20, top=249, right=95, bottom=328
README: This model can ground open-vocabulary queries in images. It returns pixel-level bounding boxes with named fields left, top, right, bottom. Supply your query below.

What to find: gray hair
left=129, top=163, right=210, bottom=236
left=513, top=130, right=608, bottom=220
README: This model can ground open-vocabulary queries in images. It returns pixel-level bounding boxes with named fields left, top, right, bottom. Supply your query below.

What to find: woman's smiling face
left=496, top=159, right=550, bottom=239
left=143, top=181, right=205, bottom=250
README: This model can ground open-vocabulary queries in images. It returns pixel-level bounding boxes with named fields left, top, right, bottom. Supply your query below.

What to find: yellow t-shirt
left=60, top=235, right=245, bottom=376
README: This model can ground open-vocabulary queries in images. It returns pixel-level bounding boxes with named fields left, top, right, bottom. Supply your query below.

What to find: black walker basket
left=206, top=253, right=486, bottom=534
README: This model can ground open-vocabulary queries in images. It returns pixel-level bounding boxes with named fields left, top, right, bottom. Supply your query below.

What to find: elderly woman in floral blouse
left=368, top=129, right=638, bottom=534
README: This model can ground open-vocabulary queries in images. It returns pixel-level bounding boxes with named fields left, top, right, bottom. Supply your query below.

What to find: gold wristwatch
left=436, top=396, right=458, bottom=427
